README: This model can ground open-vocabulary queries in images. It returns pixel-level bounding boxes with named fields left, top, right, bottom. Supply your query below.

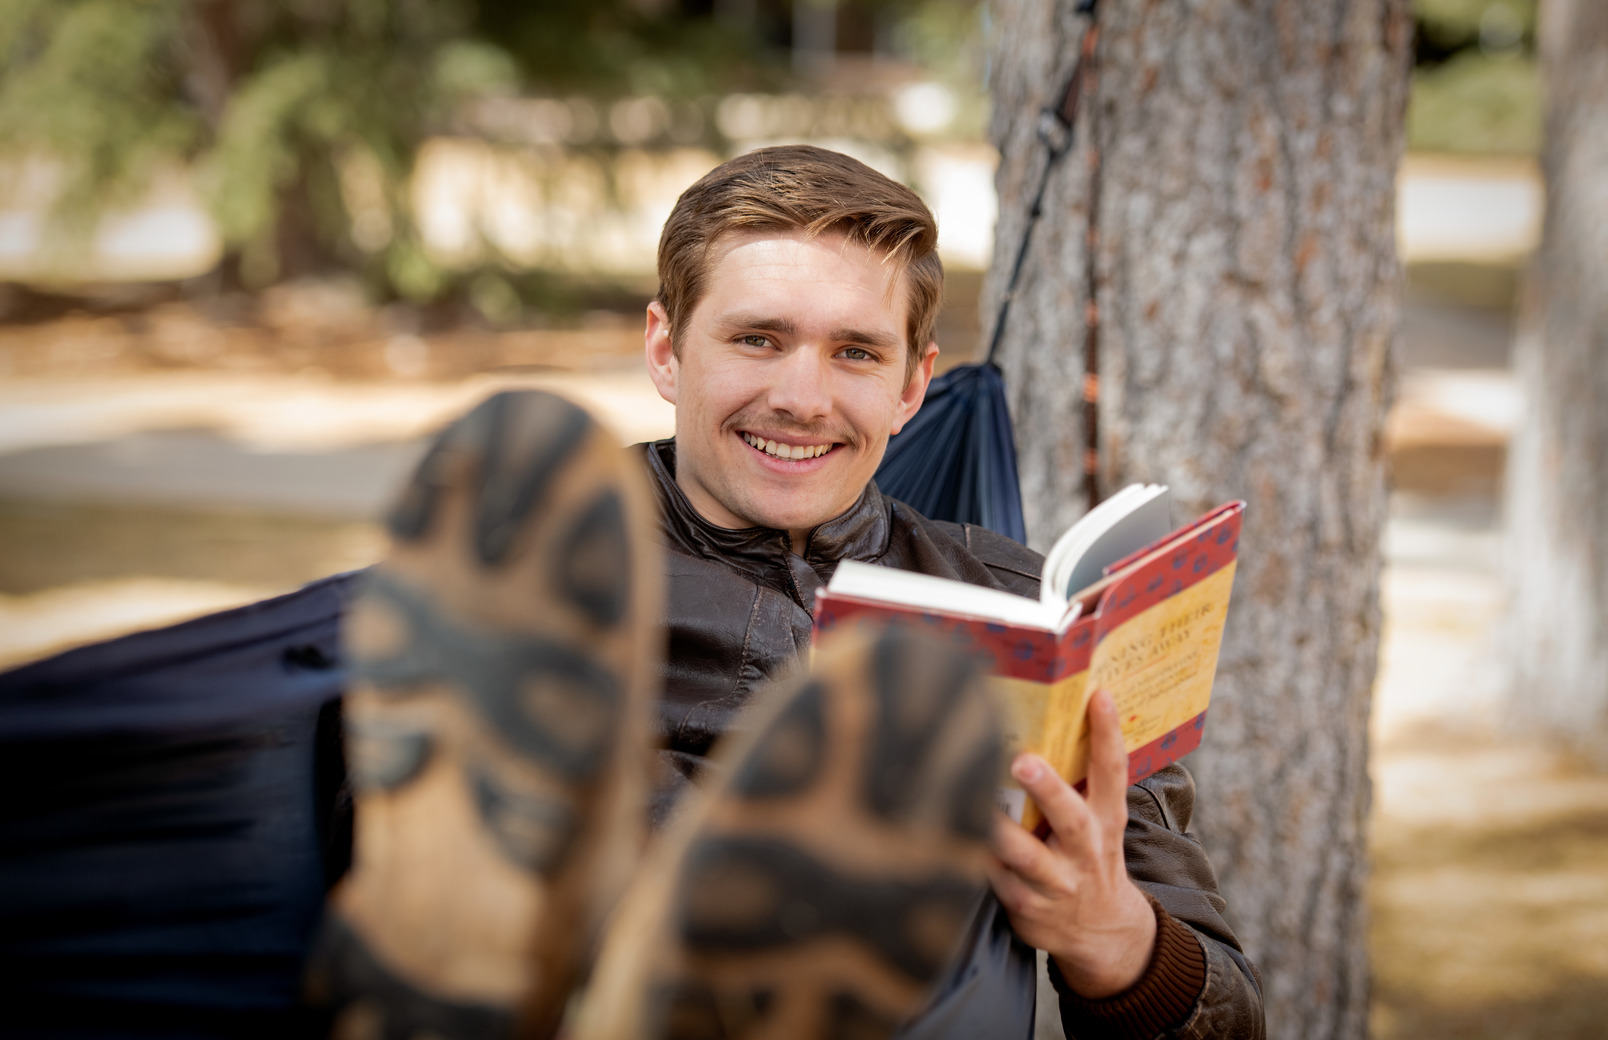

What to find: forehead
left=697, top=230, right=908, bottom=329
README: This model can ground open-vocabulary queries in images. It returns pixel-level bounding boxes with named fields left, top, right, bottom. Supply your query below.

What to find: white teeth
left=743, top=433, right=831, bottom=460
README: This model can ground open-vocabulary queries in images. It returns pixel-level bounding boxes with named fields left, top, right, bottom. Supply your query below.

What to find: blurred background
left=0, top=1, right=1599, bottom=1038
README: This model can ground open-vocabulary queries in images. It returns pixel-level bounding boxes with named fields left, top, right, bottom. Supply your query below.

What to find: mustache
left=723, top=411, right=858, bottom=448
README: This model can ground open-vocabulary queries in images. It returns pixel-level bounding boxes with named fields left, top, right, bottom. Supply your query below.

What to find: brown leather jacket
left=640, top=440, right=1264, bottom=1040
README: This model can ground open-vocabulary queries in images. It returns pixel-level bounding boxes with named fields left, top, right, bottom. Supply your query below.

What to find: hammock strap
left=1078, top=8, right=1104, bottom=509
left=984, top=0, right=1104, bottom=506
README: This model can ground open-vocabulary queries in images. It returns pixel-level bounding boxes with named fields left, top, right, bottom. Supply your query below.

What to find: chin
left=742, top=498, right=845, bottom=536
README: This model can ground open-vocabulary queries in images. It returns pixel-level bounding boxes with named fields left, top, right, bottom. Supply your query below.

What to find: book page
left=825, top=560, right=1067, bottom=630
left=1040, top=484, right=1171, bottom=608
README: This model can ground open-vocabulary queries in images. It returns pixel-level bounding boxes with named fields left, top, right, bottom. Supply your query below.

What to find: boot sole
left=308, top=390, right=661, bottom=1039
left=580, top=625, right=1002, bottom=1040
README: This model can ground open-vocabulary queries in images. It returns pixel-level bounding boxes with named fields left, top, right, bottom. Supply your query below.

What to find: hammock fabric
left=875, top=361, right=1027, bottom=544
left=0, top=407, right=1030, bottom=1037
left=0, top=572, right=357, bottom=1037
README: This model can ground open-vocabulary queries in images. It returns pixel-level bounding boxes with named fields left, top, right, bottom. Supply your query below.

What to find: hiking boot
left=305, top=390, right=663, bottom=1039
left=574, top=625, right=1003, bottom=1040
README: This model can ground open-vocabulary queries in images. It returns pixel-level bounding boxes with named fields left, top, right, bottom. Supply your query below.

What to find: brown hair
left=656, top=145, right=943, bottom=378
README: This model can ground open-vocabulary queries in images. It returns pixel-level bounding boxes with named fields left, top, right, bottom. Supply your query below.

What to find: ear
left=890, top=342, right=939, bottom=436
left=644, top=300, right=677, bottom=405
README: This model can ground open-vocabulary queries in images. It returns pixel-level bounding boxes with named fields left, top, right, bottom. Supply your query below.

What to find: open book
left=815, top=486, right=1244, bottom=832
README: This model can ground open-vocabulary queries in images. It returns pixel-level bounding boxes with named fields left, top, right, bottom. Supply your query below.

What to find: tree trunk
left=983, top=3, right=1412, bottom=1038
left=1504, top=0, right=1608, bottom=762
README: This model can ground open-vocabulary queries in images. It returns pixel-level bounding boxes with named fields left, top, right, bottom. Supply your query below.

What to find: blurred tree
left=983, top=2, right=1411, bottom=1038
left=0, top=0, right=512, bottom=296
left=1504, top=0, right=1608, bottom=765
left=0, top=0, right=772, bottom=300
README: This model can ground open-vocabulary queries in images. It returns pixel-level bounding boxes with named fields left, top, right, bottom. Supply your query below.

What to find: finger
left=1085, top=689, right=1132, bottom=829
left=990, top=814, right=1057, bottom=889
left=985, top=855, right=1048, bottom=919
left=1010, top=753, right=1096, bottom=851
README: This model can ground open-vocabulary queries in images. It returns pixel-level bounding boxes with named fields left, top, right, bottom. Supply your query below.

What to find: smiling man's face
left=645, top=230, right=936, bottom=551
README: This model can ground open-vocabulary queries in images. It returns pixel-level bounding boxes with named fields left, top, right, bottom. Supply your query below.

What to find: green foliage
left=886, top=0, right=984, bottom=85
left=0, top=0, right=199, bottom=230
left=0, top=0, right=779, bottom=296
left=0, top=0, right=977, bottom=298
left=432, top=39, right=521, bottom=100
left=1408, top=0, right=1541, bottom=155
left=473, top=0, right=774, bottom=99
left=1409, top=50, right=1541, bottom=156
left=0, top=0, right=490, bottom=294
left=1414, top=0, right=1536, bottom=49
left=883, top=0, right=988, bottom=138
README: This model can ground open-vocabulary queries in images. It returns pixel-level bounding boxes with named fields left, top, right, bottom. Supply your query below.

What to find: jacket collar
left=641, top=439, right=893, bottom=584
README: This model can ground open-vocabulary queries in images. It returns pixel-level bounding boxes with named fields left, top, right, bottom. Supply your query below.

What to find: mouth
left=740, top=431, right=838, bottom=461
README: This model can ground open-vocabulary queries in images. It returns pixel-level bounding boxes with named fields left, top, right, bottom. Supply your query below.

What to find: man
left=311, top=145, right=1262, bottom=1039
left=630, top=144, right=1263, bottom=1037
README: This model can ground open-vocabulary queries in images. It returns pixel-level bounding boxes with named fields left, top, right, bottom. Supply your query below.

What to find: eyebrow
left=720, top=314, right=797, bottom=337
left=717, top=313, right=902, bottom=351
left=828, top=325, right=902, bottom=350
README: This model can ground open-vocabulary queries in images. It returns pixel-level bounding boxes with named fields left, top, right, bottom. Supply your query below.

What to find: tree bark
left=1504, top=0, right=1608, bottom=762
left=983, top=3, right=1412, bottom=1038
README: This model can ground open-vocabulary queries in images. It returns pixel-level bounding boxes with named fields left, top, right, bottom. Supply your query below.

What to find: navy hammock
left=875, top=361, right=1026, bottom=545
left=0, top=573, right=358, bottom=1037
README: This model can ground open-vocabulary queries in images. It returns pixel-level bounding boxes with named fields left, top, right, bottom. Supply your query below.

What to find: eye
left=739, top=334, right=772, bottom=349
left=838, top=346, right=873, bottom=361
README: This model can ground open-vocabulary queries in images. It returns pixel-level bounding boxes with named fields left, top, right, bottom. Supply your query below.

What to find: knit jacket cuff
left=1050, top=897, right=1208, bottom=1040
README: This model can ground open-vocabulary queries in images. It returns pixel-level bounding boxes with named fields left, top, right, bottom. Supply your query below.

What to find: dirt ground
left=1369, top=545, right=1608, bottom=1040
left=1370, top=726, right=1608, bottom=1040
left=0, top=289, right=1604, bottom=1038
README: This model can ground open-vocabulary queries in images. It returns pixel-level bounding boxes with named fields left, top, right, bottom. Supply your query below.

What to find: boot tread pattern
left=471, top=394, right=592, bottom=566
left=865, top=636, right=973, bottom=826
left=469, top=762, right=580, bottom=873
left=678, top=834, right=978, bottom=982
left=557, top=489, right=633, bottom=627
left=314, top=389, right=658, bottom=1039
left=729, top=679, right=827, bottom=799
left=639, top=628, right=1003, bottom=1040
left=356, top=570, right=622, bottom=790
left=309, top=917, right=514, bottom=1040
left=346, top=714, right=434, bottom=792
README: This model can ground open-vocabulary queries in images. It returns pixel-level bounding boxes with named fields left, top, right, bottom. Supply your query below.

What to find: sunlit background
left=0, top=2, right=1599, bottom=1038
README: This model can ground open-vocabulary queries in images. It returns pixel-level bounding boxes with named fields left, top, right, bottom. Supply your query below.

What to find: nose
left=765, top=347, right=833, bottom=423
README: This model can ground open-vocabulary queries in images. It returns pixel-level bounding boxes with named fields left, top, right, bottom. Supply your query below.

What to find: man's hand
left=986, top=690, right=1157, bottom=999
